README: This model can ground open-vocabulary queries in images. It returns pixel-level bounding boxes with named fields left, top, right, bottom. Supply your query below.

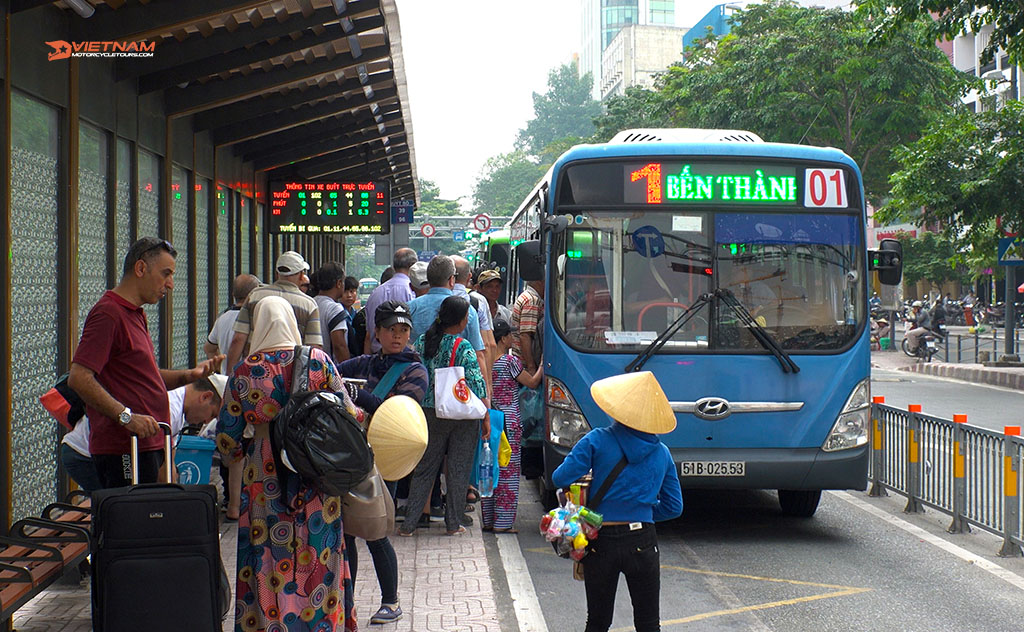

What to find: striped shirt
left=510, top=285, right=542, bottom=360
left=233, top=280, right=322, bottom=350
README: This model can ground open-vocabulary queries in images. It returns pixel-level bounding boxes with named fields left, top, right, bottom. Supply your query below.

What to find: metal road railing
left=868, top=399, right=1024, bottom=557
left=890, top=327, right=1022, bottom=363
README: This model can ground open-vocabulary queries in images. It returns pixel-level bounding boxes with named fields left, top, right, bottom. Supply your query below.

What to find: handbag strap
left=290, top=345, right=311, bottom=395
left=372, top=362, right=411, bottom=398
left=448, top=337, right=464, bottom=367
left=588, top=453, right=629, bottom=511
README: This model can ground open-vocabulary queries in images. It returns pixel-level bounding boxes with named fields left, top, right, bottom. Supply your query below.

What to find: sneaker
left=429, top=505, right=445, bottom=522
left=460, top=513, right=474, bottom=527
left=370, top=604, right=403, bottom=624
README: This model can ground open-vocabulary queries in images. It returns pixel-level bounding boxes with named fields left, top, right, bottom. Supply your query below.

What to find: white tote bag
left=434, top=337, right=488, bottom=420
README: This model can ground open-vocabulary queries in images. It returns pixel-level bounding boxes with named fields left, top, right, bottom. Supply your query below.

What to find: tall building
left=601, top=24, right=689, bottom=99
left=580, top=0, right=679, bottom=99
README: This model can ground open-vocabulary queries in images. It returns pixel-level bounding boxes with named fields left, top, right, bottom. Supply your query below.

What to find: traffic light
left=868, top=238, right=902, bottom=286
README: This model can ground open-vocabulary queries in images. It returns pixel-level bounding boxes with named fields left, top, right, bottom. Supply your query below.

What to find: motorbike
left=902, top=322, right=945, bottom=362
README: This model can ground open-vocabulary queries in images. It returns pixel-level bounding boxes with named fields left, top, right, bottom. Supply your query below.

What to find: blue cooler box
left=175, top=435, right=216, bottom=485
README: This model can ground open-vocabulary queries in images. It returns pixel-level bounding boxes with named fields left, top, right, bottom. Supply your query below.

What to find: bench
left=0, top=493, right=92, bottom=624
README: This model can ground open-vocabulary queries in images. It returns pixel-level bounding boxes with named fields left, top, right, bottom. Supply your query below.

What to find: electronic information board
left=268, top=180, right=391, bottom=234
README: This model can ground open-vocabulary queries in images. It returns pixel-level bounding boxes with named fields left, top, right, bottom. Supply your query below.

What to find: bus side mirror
left=543, top=215, right=569, bottom=234
left=868, top=238, right=902, bottom=286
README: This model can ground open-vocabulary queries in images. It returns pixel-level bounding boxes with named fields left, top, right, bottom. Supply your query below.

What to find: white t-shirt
left=315, top=295, right=348, bottom=359
left=208, top=307, right=241, bottom=373
left=61, top=417, right=91, bottom=457
left=167, top=386, right=187, bottom=439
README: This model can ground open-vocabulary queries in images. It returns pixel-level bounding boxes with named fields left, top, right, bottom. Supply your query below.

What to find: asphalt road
left=490, top=480, right=1024, bottom=632
left=870, top=367, right=1024, bottom=432
left=483, top=372, right=1024, bottom=631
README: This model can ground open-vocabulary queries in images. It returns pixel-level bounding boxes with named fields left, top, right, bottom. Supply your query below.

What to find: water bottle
left=479, top=441, right=495, bottom=497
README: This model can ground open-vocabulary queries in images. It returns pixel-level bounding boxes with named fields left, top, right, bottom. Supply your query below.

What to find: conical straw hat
left=367, top=395, right=428, bottom=481
left=590, top=372, right=676, bottom=434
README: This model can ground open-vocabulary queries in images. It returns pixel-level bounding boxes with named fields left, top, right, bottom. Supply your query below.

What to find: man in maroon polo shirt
left=68, top=237, right=224, bottom=488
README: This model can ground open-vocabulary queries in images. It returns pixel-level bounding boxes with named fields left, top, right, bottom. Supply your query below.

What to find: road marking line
left=496, top=533, right=549, bottom=632
left=831, top=491, right=1024, bottom=592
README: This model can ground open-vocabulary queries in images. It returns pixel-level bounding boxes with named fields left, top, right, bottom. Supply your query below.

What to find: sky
left=393, top=0, right=729, bottom=210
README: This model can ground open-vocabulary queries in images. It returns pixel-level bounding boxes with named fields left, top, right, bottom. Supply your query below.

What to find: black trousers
left=582, top=522, right=660, bottom=632
left=93, top=450, right=164, bottom=488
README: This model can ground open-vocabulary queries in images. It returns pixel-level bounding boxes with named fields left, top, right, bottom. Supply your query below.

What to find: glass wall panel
left=137, top=149, right=161, bottom=355
left=171, top=165, right=190, bottom=368
left=78, top=123, right=109, bottom=339
left=217, top=185, right=230, bottom=308
left=195, top=177, right=211, bottom=360
left=240, top=195, right=250, bottom=273
left=10, top=92, right=60, bottom=520
left=115, top=139, right=132, bottom=263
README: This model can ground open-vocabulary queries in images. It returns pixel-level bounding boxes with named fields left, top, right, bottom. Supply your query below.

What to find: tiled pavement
left=13, top=515, right=501, bottom=632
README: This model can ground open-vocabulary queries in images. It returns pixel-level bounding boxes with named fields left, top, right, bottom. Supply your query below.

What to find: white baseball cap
left=208, top=373, right=228, bottom=400
left=276, top=251, right=309, bottom=276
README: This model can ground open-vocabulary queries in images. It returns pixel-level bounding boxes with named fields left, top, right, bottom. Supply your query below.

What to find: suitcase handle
left=129, top=422, right=173, bottom=485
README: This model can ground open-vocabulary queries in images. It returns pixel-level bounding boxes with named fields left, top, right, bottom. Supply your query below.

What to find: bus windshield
left=552, top=210, right=864, bottom=353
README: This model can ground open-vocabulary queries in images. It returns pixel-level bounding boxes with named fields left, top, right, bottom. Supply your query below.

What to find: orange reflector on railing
left=1006, top=426, right=1021, bottom=436
left=953, top=414, right=967, bottom=424
left=872, top=396, right=885, bottom=404
left=909, top=404, right=922, bottom=413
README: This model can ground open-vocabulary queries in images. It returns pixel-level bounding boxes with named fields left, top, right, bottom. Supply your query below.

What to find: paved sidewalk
left=13, top=515, right=501, bottom=632
left=872, top=348, right=1024, bottom=389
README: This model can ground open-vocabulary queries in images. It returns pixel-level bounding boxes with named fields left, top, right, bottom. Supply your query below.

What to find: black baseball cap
left=376, top=300, right=413, bottom=329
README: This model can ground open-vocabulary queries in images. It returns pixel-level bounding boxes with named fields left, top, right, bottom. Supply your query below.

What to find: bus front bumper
left=543, top=442, right=868, bottom=492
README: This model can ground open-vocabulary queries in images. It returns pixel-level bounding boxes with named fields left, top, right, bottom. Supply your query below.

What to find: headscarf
left=249, top=296, right=302, bottom=353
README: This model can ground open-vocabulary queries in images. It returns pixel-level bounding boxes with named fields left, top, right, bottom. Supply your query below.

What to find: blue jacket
left=552, top=423, right=682, bottom=524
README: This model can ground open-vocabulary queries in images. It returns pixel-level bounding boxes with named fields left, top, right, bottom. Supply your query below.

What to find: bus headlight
left=822, top=378, right=870, bottom=452
left=547, top=377, right=591, bottom=447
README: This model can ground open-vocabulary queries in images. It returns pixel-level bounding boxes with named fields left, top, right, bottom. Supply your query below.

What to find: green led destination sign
left=268, top=180, right=391, bottom=234
left=620, top=162, right=851, bottom=209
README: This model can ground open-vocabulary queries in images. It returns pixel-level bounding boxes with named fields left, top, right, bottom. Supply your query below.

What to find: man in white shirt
left=310, top=261, right=351, bottom=365
left=61, top=375, right=227, bottom=490
left=204, top=274, right=261, bottom=373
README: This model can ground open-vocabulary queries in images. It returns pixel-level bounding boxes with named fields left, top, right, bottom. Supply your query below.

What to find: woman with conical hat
left=552, top=371, right=682, bottom=632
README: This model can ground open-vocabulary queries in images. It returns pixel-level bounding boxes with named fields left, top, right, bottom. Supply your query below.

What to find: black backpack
left=349, top=307, right=367, bottom=357
left=272, top=346, right=374, bottom=498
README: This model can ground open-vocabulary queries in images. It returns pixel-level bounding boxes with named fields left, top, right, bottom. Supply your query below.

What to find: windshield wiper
left=715, top=288, right=800, bottom=374
left=625, top=293, right=712, bottom=372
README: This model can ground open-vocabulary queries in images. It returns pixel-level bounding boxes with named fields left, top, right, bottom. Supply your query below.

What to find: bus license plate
left=679, top=461, right=745, bottom=477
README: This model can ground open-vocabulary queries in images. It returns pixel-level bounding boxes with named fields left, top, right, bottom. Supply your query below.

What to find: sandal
left=446, top=526, right=467, bottom=536
left=493, top=527, right=518, bottom=534
left=466, top=487, right=480, bottom=503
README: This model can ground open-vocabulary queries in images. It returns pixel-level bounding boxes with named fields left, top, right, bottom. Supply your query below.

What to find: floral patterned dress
left=481, top=353, right=523, bottom=530
left=216, top=348, right=357, bottom=632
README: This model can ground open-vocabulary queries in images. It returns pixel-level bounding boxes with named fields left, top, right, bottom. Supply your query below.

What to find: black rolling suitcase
left=91, top=423, right=228, bottom=632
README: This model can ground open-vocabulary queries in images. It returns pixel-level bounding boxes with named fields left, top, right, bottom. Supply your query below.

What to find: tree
left=856, top=0, right=1024, bottom=64
left=895, top=230, right=971, bottom=287
left=643, top=0, right=969, bottom=202
left=591, top=86, right=673, bottom=142
left=878, top=100, right=1024, bottom=253
left=517, top=60, right=603, bottom=161
left=472, top=150, right=547, bottom=217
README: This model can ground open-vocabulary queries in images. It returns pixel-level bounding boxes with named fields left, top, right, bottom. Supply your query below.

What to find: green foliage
left=856, top=0, right=1024, bottom=65
left=517, top=60, right=603, bottom=159
left=609, top=0, right=969, bottom=202
left=472, top=151, right=548, bottom=217
left=879, top=100, right=1024, bottom=263
left=418, top=178, right=462, bottom=216
left=592, top=86, right=673, bottom=142
left=895, top=231, right=971, bottom=286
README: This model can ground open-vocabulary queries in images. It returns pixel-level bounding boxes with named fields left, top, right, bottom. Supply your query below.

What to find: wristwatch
left=118, top=407, right=132, bottom=426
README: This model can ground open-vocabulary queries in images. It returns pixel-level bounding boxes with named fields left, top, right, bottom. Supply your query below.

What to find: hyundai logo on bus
left=694, top=397, right=732, bottom=420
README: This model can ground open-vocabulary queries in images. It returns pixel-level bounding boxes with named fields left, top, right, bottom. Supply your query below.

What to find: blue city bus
left=508, top=128, right=901, bottom=516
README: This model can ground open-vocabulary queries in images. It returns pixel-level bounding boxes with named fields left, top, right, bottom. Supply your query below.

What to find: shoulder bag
left=434, top=337, right=488, bottom=420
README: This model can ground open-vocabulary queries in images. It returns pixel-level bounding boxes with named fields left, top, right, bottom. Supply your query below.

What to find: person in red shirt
left=68, top=237, right=223, bottom=488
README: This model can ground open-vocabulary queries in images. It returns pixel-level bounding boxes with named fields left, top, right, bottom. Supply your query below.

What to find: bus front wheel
left=778, top=489, right=821, bottom=517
